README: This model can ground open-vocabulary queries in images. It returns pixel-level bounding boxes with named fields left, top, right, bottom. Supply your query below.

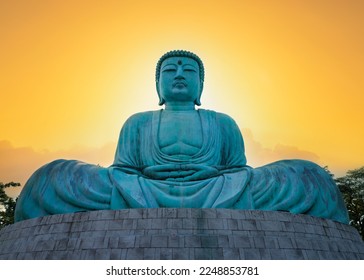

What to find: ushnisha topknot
left=155, top=50, right=205, bottom=84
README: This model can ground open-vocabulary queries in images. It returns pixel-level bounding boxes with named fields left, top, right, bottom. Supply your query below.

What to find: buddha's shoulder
left=124, top=110, right=157, bottom=125
left=200, top=109, right=238, bottom=126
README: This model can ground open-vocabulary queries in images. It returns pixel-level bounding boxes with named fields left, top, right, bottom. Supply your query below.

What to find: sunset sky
left=1, top=0, right=363, bottom=196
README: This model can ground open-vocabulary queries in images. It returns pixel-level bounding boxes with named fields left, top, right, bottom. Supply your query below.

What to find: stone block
left=294, top=238, right=312, bottom=250
left=91, top=220, right=109, bottom=231
left=151, top=235, right=168, bottom=248
left=303, top=249, right=320, bottom=259
left=216, top=209, right=232, bottom=219
left=115, top=209, right=130, bottom=219
left=136, top=235, right=152, bottom=247
left=182, top=218, right=197, bottom=229
left=239, top=219, right=258, bottom=231
left=269, top=249, right=287, bottom=260
left=166, top=218, right=181, bottom=229
left=55, top=238, right=69, bottom=250
left=128, top=209, right=144, bottom=219
left=201, top=236, right=218, bottom=247
left=195, top=248, right=212, bottom=260
left=259, top=220, right=282, bottom=231
left=168, top=236, right=184, bottom=247
left=160, top=248, right=173, bottom=260
left=66, top=238, right=79, bottom=250
left=70, top=222, right=83, bottom=232
left=223, top=248, right=240, bottom=259
left=201, top=209, right=218, bottom=219
left=80, top=229, right=106, bottom=238
left=99, top=210, right=116, bottom=220
left=185, top=236, right=202, bottom=248
left=173, top=248, right=190, bottom=259
left=136, top=219, right=151, bottom=229
left=253, top=237, right=266, bottom=249
left=118, top=236, right=135, bottom=248
left=249, top=211, right=266, bottom=220
left=108, top=237, right=120, bottom=248
left=81, top=221, right=93, bottom=231
left=285, top=249, right=305, bottom=260
left=227, top=219, right=239, bottom=230
left=143, top=248, right=156, bottom=259
left=161, top=208, right=178, bottom=218
left=150, top=218, right=165, bottom=229
left=233, top=235, right=253, bottom=248
left=72, top=212, right=91, bottom=222
left=231, top=210, right=246, bottom=219
left=240, top=248, right=261, bottom=259
left=109, top=249, right=122, bottom=259
left=108, top=219, right=124, bottom=230
left=207, top=248, right=223, bottom=260
left=126, top=248, right=144, bottom=259
left=190, top=209, right=203, bottom=218
left=263, top=237, right=279, bottom=249
left=175, top=208, right=189, bottom=218
left=78, top=238, right=95, bottom=250
left=81, top=249, right=97, bottom=260
left=259, top=248, right=272, bottom=260
left=208, top=218, right=226, bottom=229
left=93, top=237, right=109, bottom=249
left=217, top=235, right=231, bottom=247
left=95, top=249, right=111, bottom=260
left=278, top=237, right=295, bottom=249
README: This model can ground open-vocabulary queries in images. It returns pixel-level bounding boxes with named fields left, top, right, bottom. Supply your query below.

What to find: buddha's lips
left=173, top=81, right=187, bottom=87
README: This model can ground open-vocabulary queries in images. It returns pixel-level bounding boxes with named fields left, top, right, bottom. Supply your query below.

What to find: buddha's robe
left=14, top=109, right=349, bottom=224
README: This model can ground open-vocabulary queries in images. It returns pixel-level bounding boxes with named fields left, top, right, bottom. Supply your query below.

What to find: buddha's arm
left=217, top=112, right=247, bottom=166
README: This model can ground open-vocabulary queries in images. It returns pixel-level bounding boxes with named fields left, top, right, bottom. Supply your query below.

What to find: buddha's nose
left=175, top=67, right=184, bottom=78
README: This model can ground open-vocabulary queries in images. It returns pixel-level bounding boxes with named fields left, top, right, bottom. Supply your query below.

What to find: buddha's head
left=156, top=50, right=204, bottom=107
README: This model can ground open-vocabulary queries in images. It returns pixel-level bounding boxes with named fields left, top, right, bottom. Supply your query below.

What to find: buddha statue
left=14, top=50, right=349, bottom=224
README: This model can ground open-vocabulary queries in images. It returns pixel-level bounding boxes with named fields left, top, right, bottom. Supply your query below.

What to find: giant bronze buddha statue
left=15, top=50, right=349, bottom=224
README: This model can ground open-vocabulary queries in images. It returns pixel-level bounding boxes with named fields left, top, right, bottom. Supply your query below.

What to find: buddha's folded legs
left=249, top=159, right=349, bottom=224
left=14, top=159, right=114, bottom=222
left=15, top=159, right=349, bottom=224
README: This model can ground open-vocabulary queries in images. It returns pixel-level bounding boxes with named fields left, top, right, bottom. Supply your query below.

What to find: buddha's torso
left=158, top=110, right=203, bottom=158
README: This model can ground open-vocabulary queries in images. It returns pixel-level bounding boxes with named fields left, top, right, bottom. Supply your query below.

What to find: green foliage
left=335, top=167, right=364, bottom=239
left=0, top=182, right=20, bottom=229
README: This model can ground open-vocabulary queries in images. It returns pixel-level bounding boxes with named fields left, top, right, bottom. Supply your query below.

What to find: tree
left=0, top=182, right=20, bottom=229
left=335, top=167, right=364, bottom=239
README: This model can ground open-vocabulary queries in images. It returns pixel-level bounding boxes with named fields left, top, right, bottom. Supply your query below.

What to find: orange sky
left=1, top=0, right=363, bottom=195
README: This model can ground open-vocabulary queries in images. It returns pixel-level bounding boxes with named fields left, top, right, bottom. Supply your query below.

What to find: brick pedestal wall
left=0, top=209, right=363, bottom=259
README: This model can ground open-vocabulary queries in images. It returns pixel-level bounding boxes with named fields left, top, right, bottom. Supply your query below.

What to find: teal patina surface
left=14, top=50, right=349, bottom=224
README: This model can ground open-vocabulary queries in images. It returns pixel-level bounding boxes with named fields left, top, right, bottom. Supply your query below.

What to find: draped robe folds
left=14, top=109, right=349, bottom=224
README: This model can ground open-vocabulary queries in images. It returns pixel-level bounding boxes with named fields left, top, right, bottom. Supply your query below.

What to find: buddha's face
left=157, top=56, right=202, bottom=105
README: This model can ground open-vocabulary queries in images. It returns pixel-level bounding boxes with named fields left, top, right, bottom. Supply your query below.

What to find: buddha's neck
left=164, top=102, right=195, bottom=111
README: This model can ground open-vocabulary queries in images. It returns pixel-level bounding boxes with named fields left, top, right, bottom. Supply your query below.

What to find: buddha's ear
left=159, top=98, right=165, bottom=106
left=194, top=82, right=204, bottom=106
left=156, top=82, right=165, bottom=106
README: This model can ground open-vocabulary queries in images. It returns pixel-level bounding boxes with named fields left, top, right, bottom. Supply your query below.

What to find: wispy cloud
left=242, top=128, right=320, bottom=167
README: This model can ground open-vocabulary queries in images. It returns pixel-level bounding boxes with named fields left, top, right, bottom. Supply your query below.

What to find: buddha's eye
left=162, top=67, right=176, bottom=72
left=184, top=67, right=197, bottom=72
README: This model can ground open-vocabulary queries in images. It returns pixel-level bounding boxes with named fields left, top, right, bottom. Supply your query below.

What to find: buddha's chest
left=158, top=112, right=203, bottom=156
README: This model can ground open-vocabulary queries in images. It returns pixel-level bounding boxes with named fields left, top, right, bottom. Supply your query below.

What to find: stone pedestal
left=0, top=209, right=363, bottom=260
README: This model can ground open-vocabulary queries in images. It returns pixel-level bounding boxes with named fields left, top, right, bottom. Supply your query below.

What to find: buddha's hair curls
left=155, top=50, right=205, bottom=84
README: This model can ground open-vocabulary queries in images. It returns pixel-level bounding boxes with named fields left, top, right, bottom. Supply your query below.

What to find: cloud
left=0, top=140, right=116, bottom=197
left=242, top=128, right=320, bottom=168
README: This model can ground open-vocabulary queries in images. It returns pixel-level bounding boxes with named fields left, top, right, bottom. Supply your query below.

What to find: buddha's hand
left=142, top=164, right=219, bottom=181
